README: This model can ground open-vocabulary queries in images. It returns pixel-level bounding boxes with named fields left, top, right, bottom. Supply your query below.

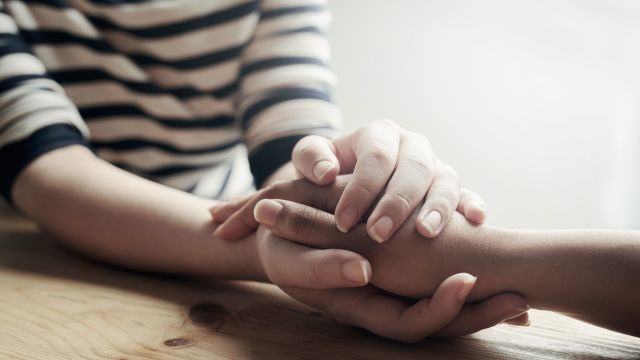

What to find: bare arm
left=12, top=145, right=266, bottom=280
left=250, top=178, right=640, bottom=337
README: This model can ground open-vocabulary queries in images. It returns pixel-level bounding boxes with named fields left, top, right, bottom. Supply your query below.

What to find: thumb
left=292, top=135, right=341, bottom=185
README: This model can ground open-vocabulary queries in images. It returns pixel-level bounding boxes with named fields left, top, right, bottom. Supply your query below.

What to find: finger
left=432, top=293, right=530, bottom=337
left=334, top=120, right=401, bottom=233
left=257, top=227, right=371, bottom=288
left=292, top=135, right=341, bottom=185
left=365, top=133, right=436, bottom=243
left=290, top=273, right=477, bottom=343
left=214, top=178, right=346, bottom=240
left=254, top=199, right=356, bottom=249
left=415, top=163, right=461, bottom=238
left=457, top=188, right=487, bottom=224
left=210, top=194, right=253, bottom=223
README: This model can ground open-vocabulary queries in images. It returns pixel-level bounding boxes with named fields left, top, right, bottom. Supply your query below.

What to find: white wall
left=328, top=0, right=640, bottom=229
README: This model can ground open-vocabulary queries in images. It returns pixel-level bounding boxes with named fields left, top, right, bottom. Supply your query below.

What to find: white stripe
left=64, top=82, right=194, bottom=119
left=255, top=10, right=330, bottom=38
left=244, top=99, right=340, bottom=152
left=0, top=108, right=88, bottom=148
left=0, top=13, right=19, bottom=34
left=33, top=45, right=148, bottom=82
left=243, top=32, right=330, bottom=62
left=100, top=13, right=258, bottom=61
left=143, top=60, right=240, bottom=90
left=6, top=1, right=100, bottom=38
left=240, top=64, right=335, bottom=95
left=192, top=147, right=255, bottom=199
left=261, top=0, right=327, bottom=11
left=0, top=53, right=46, bottom=80
left=96, top=145, right=238, bottom=170
left=68, top=0, right=255, bottom=29
left=183, top=96, right=235, bottom=118
left=87, top=118, right=241, bottom=150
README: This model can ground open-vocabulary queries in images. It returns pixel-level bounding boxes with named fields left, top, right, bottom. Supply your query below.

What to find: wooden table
left=1, top=208, right=639, bottom=360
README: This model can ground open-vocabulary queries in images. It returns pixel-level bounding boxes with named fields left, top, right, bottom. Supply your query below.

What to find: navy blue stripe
left=112, top=161, right=218, bottom=178
left=0, top=34, right=34, bottom=56
left=87, top=1, right=259, bottom=38
left=0, top=123, right=89, bottom=204
left=91, top=138, right=240, bottom=155
left=50, top=69, right=238, bottom=99
left=242, top=87, right=331, bottom=126
left=241, top=56, right=326, bottom=76
left=22, top=0, right=71, bottom=7
left=128, top=44, right=244, bottom=69
left=20, top=29, right=247, bottom=70
left=248, top=134, right=305, bottom=188
left=0, top=74, right=50, bottom=93
left=21, top=0, right=259, bottom=37
left=80, top=105, right=235, bottom=129
left=20, top=30, right=116, bottom=52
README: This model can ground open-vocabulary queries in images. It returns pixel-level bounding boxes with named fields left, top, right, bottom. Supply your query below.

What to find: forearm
left=13, top=145, right=267, bottom=281
left=350, top=212, right=640, bottom=335
left=490, top=227, right=640, bottom=335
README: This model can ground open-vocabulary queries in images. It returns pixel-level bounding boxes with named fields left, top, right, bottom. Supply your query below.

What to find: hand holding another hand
left=214, top=177, right=529, bottom=342
left=212, top=119, right=486, bottom=242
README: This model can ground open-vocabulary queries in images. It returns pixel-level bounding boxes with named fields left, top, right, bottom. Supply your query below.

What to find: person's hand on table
left=216, top=178, right=530, bottom=342
left=211, top=119, right=486, bottom=242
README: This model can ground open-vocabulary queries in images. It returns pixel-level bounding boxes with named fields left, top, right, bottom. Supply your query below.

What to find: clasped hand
left=211, top=120, right=528, bottom=342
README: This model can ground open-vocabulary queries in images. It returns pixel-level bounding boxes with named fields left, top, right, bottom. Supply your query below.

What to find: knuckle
left=388, top=191, right=415, bottom=215
left=439, top=163, right=461, bottom=182
left=303, top=261, right=323, bottom=286
left=404, top=156, right=434, bottom=180
left=375, top=118, right=398, bottom=128
left=350, top=181, right=376, bottom=202
left=287, top=205, right=318, bottom=238
left=261, top=183, right=280, bottom=198
left=363, top=146, right=395, bottom=168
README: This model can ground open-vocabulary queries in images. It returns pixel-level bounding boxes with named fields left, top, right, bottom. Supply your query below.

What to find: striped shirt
left=0, top=0, right=341, bottom=203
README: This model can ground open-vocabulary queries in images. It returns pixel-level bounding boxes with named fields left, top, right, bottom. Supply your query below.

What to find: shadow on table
left=0, top=218, right=630, bottom=360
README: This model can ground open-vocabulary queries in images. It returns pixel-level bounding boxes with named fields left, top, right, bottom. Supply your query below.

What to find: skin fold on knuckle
left=403, top=155, right=434, bottom=181
left=362, top=146, right=396, bottom=170
left=286, top=204, right=318, bottom=239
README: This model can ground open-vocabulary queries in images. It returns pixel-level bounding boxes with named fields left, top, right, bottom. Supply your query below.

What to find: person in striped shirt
left=0, top=0, right=529, bottom=340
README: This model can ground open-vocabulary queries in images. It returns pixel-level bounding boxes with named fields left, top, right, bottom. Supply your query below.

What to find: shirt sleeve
left=0, top=5, right=90, bottom=204
left=236, top=0, right=342, bottom=187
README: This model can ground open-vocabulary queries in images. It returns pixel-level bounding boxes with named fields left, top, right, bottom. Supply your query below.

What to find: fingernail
left=370, top=215, right=394, bottom=243
left=312, top=160, right=335, bottom=181
left=342, top=260, right=369, bottom=284
left=457, top=274, right=477, bottom=301
left=422, top=211, right=442, bottom=236
left=337, top=206, right=358, bottom=233
left=505, top=305, right=530, bottom=319
left=254, top=199, right=283, bottom=227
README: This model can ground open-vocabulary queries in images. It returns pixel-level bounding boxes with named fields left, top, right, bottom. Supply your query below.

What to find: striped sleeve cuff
left=0, top=123, right=90, bottom=204
left=248, top=134, right=306, bottom=188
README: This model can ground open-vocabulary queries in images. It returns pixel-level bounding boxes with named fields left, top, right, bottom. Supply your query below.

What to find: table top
left=1, top=209, right=639, bottom=360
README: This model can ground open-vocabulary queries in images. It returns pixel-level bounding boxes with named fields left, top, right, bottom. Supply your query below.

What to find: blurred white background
left=328, top=0, right=640, bottom=229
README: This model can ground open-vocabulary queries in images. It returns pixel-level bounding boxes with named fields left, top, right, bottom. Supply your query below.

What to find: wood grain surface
left=0, top=208, right=639, bottom=360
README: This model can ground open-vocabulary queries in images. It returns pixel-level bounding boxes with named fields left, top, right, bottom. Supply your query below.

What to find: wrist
left=205, top=230, right=269, bottom=282
left=468, top=226, right=521, bottom=300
